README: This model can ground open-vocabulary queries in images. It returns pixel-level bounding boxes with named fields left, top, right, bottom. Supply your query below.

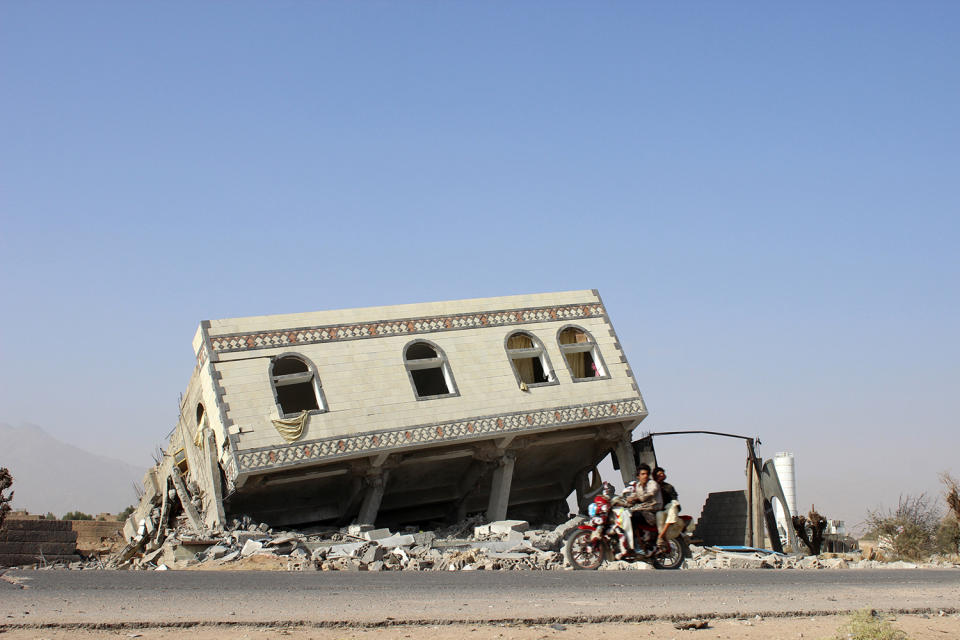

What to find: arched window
left=196, top=403, right=206, bottom=427
left=505, top=331, right=556, bottom=388
left=270, top=354, right=326, bottom=417
left=404, top=340, right=458, bottom=399
left=557, top=326, right=607, bottom=381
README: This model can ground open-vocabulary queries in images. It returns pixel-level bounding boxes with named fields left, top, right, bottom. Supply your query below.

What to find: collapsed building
left=123, top=290, right=648, bottom=542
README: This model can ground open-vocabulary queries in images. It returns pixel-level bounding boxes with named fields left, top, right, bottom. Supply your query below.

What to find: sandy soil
left=2, top=614, right=959, bottom=640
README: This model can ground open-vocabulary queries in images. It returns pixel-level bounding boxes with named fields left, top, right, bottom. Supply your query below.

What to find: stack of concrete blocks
left=0, top=518, right=80, bottom=567
left=124, top=290, right=649, bottom=537
left=692, top=490, right=749, bottom=546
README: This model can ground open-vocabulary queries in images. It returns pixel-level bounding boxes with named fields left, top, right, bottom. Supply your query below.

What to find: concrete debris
left=9, top=513, right=960, bottom=572
left=239, top=539, right=265, bottom=557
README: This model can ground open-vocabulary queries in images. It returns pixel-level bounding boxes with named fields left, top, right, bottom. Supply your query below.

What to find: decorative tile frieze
left=235, top=397, right=645, bottom=473
left=209, top=303, right=606, bottom=354
left=194, top=346, right=208, bottom=372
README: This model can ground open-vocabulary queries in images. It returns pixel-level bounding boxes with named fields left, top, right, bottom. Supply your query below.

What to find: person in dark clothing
left=653, top=466, right=680, bottom=550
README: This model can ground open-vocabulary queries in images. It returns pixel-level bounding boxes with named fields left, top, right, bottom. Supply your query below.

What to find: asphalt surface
left=2, top=568, right=958, bottom=626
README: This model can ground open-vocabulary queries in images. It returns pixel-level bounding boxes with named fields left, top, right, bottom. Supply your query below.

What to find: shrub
left=118, top=505, right=136, bottom=521
left=833, top=609, right=908, bottom=640
left=865, top=494, right=940, bottom=562
left=938, top=473, right=960, bottom=555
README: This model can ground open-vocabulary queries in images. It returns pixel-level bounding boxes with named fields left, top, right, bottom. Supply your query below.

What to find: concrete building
left=126, top=290, right=647, bottom=538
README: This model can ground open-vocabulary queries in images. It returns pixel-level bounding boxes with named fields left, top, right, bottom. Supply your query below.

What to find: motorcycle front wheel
left=652, top=538, right=684, bottom=570
left=564, top=529, right=605, bottom=570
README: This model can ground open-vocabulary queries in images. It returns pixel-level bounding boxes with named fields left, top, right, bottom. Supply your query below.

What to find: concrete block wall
left=692, top=490, right=749, bottom=547
left=0, top=519, right=80, bottom=567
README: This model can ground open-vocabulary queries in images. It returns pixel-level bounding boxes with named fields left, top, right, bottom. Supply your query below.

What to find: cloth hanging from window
left=193, top=415, right=209, bottom=448
left=271, top=410, right=309, bottom=442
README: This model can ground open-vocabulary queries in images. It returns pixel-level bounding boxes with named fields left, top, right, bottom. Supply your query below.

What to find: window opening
left=271, top=355, right=322, bottom=417
left=558, top=327, right=606, bottom=380
left=404, top=341, right=457, bottom=399
left=194, top=403, right=208, bottom=447
left=506, top=332, right=554, bottom=386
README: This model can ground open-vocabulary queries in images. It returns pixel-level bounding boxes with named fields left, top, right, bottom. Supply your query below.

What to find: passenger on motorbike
left=597, top=483, right=631, bottom=560
left=624, top=463, right=662, bottom=552
left=653, top=466, right=680, bottom=551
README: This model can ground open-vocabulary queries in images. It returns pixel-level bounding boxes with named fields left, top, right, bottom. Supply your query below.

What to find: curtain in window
left=507, top=335, right=532, bottom=349
left=514, top=357, right=536, bottom=383
left=566, top=352, right=586, bottom=378
left=507, top=334, right=536, bottom=383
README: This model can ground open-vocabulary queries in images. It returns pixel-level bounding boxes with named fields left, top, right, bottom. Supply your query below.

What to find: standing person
left=654, top=466, right=680, bottom=550
left=624, top=463, right=662, bottom=550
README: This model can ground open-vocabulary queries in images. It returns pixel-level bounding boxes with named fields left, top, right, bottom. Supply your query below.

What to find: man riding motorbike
left=623, top=463, right=662, bottom=554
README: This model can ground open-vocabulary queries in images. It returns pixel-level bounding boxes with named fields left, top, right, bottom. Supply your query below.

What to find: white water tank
left=772, top=452, right=797, bottom=534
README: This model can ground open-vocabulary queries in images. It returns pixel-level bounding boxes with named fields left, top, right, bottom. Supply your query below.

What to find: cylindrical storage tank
left=773, top=452, right=797, bottom=517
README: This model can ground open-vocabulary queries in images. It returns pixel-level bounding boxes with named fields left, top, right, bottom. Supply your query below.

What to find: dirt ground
left=2, top=614, right=959, bottom=640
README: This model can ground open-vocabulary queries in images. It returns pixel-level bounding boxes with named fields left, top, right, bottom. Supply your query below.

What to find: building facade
left=126, top=289, right=647, bottom=537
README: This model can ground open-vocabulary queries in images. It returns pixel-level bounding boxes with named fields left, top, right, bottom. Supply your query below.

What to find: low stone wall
left=71, top=520, right=124, bottom=556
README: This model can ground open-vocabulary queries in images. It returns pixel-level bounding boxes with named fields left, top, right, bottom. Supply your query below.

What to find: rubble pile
left=680, top=546, right=960, bottom=571
left=5, top=512, right=959, bottom=571
left=112, top=517, right=960, bottom=571
left=107, top=515, right=581, bottom=572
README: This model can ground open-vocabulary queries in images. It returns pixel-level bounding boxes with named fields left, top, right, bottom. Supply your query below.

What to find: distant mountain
left=0, top=423, right=146, bottom=517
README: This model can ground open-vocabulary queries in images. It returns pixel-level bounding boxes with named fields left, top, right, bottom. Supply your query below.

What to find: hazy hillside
left=0, top=423, right=146, bottom=517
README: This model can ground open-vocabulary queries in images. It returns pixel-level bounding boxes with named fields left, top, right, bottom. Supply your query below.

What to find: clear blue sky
left=2, top=2, right=958, bottom=528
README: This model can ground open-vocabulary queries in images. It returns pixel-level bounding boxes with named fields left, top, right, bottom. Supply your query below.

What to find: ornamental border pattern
left=236, top=396, right=646, bottom=473
left=209, top=303, right=605, bottom=354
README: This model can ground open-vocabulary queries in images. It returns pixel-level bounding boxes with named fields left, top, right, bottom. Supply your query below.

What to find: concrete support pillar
left=574, top=469, right=591, bottom=514
left=451, top=459, right=491, bottom=522
left=203, top=430, right=226, bottom=530
left=614, top=433, right=637, bottom=485
left=169, top=467, right=203, bottom=532
left=358, top=470, right=389, bottom=525
left=745, top=455, right=766, bottom=548
left=486, top=452, right=516, bottom=522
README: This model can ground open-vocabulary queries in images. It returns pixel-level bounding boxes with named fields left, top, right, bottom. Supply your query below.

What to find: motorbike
left=564, top=483, right=693, bottom=570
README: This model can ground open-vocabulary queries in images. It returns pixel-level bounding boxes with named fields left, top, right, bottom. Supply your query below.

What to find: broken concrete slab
left=205, top=545, right=231, bottom=560
left=375, top=534, right=415, bottom=548
left=360, top=528, right=392, bottom=541
left=327, top=541, right=365, bottom=558
left=240, top=539, right=264, bottom=557
left=347, top=524, right=373, bottom=536
left=490, top=520, right=529, bottom=535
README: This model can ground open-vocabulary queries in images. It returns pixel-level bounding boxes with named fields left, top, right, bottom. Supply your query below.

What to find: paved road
left=2, top=569, right=958, bottom=626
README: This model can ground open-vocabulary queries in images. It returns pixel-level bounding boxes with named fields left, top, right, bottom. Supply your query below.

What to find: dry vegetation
left=862, top=472, right=960, bottom=562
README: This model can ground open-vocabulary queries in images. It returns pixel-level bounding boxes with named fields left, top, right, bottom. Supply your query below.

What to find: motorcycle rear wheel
left=564, top=529, right=605, bottom=570
left=652, top=538, right=684, bottom=570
